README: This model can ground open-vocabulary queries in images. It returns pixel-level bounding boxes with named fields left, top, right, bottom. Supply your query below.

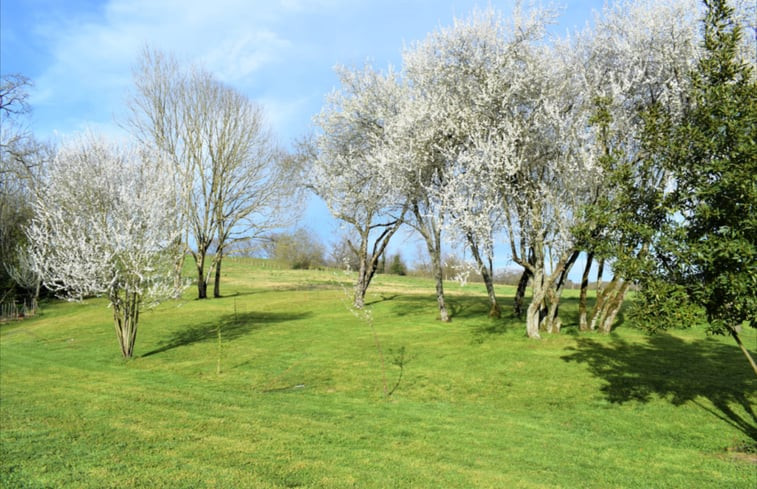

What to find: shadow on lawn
left=562, top=333, right=757, bottom=442
left=387, top=294, right=492, bottom=320
left=466, top=297, right=594, bottom=339
left=142, top=311, right=311, bottom=357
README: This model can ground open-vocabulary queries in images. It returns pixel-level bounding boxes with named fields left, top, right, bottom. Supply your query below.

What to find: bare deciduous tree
left=1, top=73, right=49, bottom=303
left=127, top=48, right=295, bottom=299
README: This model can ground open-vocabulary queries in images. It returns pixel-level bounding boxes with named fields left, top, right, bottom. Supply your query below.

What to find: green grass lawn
left=1, top=258, right=755, bottom=488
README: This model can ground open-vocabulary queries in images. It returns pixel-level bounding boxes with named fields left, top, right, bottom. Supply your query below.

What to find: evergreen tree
left=635, top=0, right=757, bottom=374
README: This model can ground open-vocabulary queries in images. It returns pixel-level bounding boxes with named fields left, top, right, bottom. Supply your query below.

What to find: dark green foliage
left=636, top=0, right=757, bottom=337
left=388, top=253, right=407, bottom=276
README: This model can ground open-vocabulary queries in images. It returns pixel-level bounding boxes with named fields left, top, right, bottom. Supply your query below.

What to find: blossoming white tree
left=312, top=65, right=407, bottom=308
left=311, top=0, right=750, bottom=336
left=397, top=5, right=596, bottom=335
left=425, top=6, right=560, bottom=320
left=27, top=135, right=182, bottom=358
left=498, top=45, right=598, bottom=338
left=378, top=8, right=524, bottom=322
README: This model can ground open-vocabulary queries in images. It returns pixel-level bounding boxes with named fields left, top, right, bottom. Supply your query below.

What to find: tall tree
left=424, top=8, right=514, bottom=319
left=570, top=0, right=700, bottom=332
left=0, top=74, right=49, bottom=303
left=127, top=48, right=292, bottom=299
left=381, top=7, right=555, bottom=322
left=633, top=0, right=757, bottom=375
left=312, top=65, right=406, bottom=308
left=491, top=7, right=598, bottom=338
left=26, top=135, right=181, bottom=358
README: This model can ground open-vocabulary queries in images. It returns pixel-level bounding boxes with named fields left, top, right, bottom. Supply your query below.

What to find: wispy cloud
left=10, top=0, right=602, bottom=145
left=20, top=0, right=356, bottom=140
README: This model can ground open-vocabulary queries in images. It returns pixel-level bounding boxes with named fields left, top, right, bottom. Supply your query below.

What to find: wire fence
left=0, top=299, right=38, bottom=322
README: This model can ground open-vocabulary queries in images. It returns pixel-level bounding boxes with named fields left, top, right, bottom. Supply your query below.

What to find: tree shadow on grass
left=468, top=310, right=524, bottom=341
left=386, top=294, right=491, bottom=320
left=364, top=294, right=399, bottom=306
left=141, top=311, right=311, bottom=357
left=562, top=333, right=757, bottom=442
left=467, top=297, right=593, bottom=340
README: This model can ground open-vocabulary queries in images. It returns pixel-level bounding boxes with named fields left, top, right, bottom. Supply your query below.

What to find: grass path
left=1, top=260, right=755, bottom=487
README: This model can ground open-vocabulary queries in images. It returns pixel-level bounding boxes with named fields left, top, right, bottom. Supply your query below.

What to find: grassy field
left=1, top=258, right=755, bottom=488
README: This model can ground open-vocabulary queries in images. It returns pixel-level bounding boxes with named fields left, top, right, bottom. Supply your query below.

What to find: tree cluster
left=0, top=75, right=49, bottom=304
left=3, top=49, right=296, bottom=358
left=3, top=0, right=754, bottom=369
left=262, top=227, right=327, bottom=270
left=311, top=0, right=756, bottom=349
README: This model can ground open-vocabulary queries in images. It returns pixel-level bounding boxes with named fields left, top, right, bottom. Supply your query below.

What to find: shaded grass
left=562, top=333, right=757, bottom=442
left=1, top=263, right=755, bottom=488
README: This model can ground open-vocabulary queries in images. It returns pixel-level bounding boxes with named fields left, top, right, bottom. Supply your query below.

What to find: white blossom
left=27, top=133, right=182, bottom=357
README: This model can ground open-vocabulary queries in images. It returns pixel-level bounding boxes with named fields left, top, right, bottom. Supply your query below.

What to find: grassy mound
left=1, top=258, right=755, bottom=488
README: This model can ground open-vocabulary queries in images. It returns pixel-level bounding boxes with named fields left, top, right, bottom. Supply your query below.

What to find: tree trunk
left=467, top=233, right=500, bottom=318
left=727, top=324, right=757, bottom=377
left=197, top=271, right=207, bottom=299
left=111, top=290, right=140, bottom=358
left=513, top=268, right=531, bottom=317
left=413, top=203, right=448, bottom=322
left=213, top=253, right=223, bottom=298
left=578, top=252, right=594, bottom=331
left=356, top=254, right=383, bottom=308
left=353, top=257, right=369, bottom=309
left=589, top=276, right=619, bottom=331
left=484, top=269, right=501, bottom=319
left=544, top=250, right=579, bottom=333
left=430, top=245, right=449, bottom=322
left=595, top=258, right=605, bottom=297
left=545, top=287, right=561, bottom=334
left=599, top=280, right=629, bottom=333
left=193, top=248, right=210, bottom=299
left=352, top=216, right=403, bottom=309
left=33, top=278, right=41, bottom=302
left=526, top=268, right=544, bottom=339
left=521, top=247, right=576, bottom=339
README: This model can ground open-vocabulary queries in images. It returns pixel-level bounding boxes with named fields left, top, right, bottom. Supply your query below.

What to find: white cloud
left=199, top=30, right=292, bottom=84
left=26, top=0, right=343, bottom=139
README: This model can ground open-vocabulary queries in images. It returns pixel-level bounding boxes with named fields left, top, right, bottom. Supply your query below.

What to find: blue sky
left=2, top=0, right=606, bottom=275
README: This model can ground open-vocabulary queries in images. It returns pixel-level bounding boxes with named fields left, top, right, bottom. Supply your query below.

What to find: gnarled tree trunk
left=543, top=250, right=579, bottom=334
left=352, top=216, right=403, bottom=309
left=513, top=268, right=531, bottom=317
left=578, top=251, right=594, bottom=331
left=525, top=268, right=545, bottom=338
left=111, top=289, right=140, bottom=358
left=599, top=280, right=629, bottom=333
left=467, top=233, right=500, bottom=318
left=589, top=278, right=629, bottom=334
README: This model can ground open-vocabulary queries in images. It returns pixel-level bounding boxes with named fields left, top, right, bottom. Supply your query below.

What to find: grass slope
left=1, top=258, right=755, bottom=488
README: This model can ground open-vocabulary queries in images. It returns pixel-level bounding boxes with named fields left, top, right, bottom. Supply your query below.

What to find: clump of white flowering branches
left=27, top=134, right=183, bottom=358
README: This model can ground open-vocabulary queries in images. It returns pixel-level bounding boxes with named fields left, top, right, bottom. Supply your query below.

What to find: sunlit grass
left=1, top=260, right=755, bottom=488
